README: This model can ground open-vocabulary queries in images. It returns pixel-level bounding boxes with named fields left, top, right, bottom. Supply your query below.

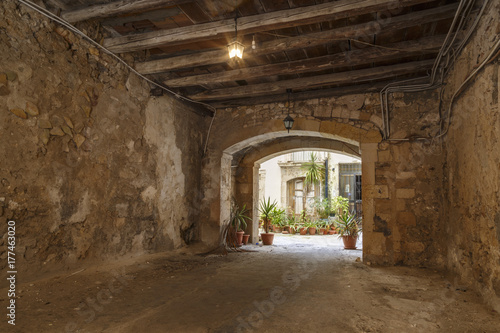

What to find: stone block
left=10, top=108, right=27, bottom=119
left=396, top=171, right=416, bottom=179
left=378, top=150, right=391, bottom=162
left=115, top=217, right=126, bottom=228
left=397, top=211, right=416, bottom=226
left=314, top=104, right=330, bottom=118
left=405, top=242, right=425, bottom=253
left=396, top=188, right=415, bottom=199
left=362, top=161, right=375, bottom=185
left=375, top=199, right=392, bottom=214
left=349, top=110, right=360, bottom=119
left=370, top=114, right=384, bottom=128
left=25, top=102, right=39, bottom=116
left=362, top=130, right=383, bottom=143
left=360, top=143, right=378, bottom=162
left=331, top=106, right=342, bottom=118
left=364, top=184, right=389, bottom=199
left=395, top=178, right=415, bottom=188
left=395, top=199, right=407, bottom=211
left=363, top=232, right=387, bottom=257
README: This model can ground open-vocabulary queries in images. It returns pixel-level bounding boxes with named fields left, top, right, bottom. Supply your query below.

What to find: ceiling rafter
left=188, top=59, right=435, bottom=101
left=102, top=0, right=439, bottom=53
left=210, top=82, right=391, bottom=108
left=164, top=35, right=445, bottom=87
left=134, top=3, right=458, bottom=75
left=61, top=0, right=192, bottom=23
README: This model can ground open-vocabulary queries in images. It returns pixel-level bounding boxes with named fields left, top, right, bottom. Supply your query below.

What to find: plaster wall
left=0, top=1, right=209, bottom=276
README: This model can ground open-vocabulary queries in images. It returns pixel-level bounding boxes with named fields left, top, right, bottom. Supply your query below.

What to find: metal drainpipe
left=324, top=158, right=328, bottom=200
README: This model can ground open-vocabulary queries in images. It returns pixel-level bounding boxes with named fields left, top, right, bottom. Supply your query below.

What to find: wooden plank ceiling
left=45, top=0, right=460, bottom=108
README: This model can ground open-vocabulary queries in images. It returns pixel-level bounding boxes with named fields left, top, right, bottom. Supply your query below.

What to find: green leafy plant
left=317, top=219, right=329, bottom=230
left=230, top=203, right=251, bottom=231
left=299, top=210, right=308, bottom=224
left=335, top=212, right=361, bottom=237
left=270, top=207, right=286, bottom=227
left=301, top=152, right=325, bottom=192
left=331, top=196, right=350, bottom=216
left=312, top=197, right=331, bottom=219
left=286, top=214, right=298, bottom=233
left=304, top=218, right=318, bottom=229
left=259, top=197, right=277, bottom=233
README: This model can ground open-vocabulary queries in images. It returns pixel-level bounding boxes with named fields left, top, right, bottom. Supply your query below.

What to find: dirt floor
left=2, top=234, right=500, bottom=333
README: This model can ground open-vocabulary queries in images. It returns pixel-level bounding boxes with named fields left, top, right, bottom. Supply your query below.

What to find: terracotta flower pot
left=342, top=235, right=357, bottom=249
left=328, top=230, right=336, bottom=235
left=261, top=233, right=274, bottom=245
left=308, top=227, right=316, bottom=235
left=319, top=228, right=327, bottom=235
left=242, top=234, right=250, bottom=245
left=236, top=231, right=245, bottom=246
left=299, top=227, right=307, bottom=235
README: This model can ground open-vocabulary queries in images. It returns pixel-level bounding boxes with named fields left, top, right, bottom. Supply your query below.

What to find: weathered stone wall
left=363, top=140, right=444, bottom=266
left=0, top=0, right=209, bottom=276
left=441, top=1, right=500, bottom=304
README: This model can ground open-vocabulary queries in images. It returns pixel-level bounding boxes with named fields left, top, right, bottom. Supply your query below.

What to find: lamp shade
left=283, top=114, right=294, bottom=132
left=228, top=40, right=244, bottom=59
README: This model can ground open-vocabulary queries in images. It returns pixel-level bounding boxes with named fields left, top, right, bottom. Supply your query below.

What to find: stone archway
left=229, top=135, right=362, bottom=245
left=200, top=97, right=394, bottom=264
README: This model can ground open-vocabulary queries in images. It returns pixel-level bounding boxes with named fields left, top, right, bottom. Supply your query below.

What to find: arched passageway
left=200, top=113, right=383, bottom=261
left=223, top=134, right=362, bottom=246
left=201, top=101, right=441, bottom=267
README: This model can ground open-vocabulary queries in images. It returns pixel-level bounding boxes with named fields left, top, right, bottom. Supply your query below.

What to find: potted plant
left=305, top=220, right=317, bottom=235
left=318, top=219, right=329, bottom=235
left=298, top=210, right=308, bottom=235
left=326, top=216, right=337, bottom=234
left=335, top=212, right=361, bottom=249
left=286, top=215, right=298, bottom=234
left=331, top=196, right=350, bottom=216
left=312, top=197, right=331, bottom=219
left=270, top=207, right=286, bottom=233
left=259, top=197, right=277, bottom=245
left=230, top=203, right=251, bottom=247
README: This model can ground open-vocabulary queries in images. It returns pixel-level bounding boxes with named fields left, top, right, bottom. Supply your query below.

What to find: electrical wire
left=15, top=0, right=217, bottom=115
left=380, top=0, right=491, bottom=141
left=258, top=31, right=411, bottom=52
left=436, top=38, right=500, bottom=139
left=204, top=108, right=217, bottom=155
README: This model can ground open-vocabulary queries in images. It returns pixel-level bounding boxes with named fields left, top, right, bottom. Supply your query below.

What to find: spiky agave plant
left=259, top=197, right=277, bottom=233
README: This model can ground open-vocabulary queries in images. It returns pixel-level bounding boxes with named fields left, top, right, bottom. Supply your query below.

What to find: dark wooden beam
left=188, top=59, right=435, bottom=101
left=210, top=82, right=389, bottom=108
left=135, top=3, right=458, bottom=74
left=61, top=0, right=191, bottom=23
left=164, top=35, right=445, bottom=87
left=104, top=0, right=438, bottom=53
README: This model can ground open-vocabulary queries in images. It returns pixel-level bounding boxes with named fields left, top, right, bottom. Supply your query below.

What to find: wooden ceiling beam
left=164, top=35, right=445, bottom=87
left=210, top=82, right=390, bottom=108
left=135, top=3, right=458, bottom=74
left=103, top=0, right=438, bottom=53
left=61, top=0, right=191, bottom=23
left=188, top=59, right=435, bottom=101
